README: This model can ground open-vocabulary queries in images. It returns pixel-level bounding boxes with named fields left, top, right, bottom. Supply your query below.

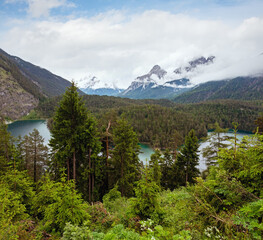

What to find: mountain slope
left=0, top=53, right=39, bottom=119
left=173, top=76, right=263, bottom=103
left=0, top=49, right=81, bottom=97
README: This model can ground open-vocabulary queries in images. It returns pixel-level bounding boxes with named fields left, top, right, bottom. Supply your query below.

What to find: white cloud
left=1, top=10, right=263, bottom=88
left=27, top=0, right=74, bottom=18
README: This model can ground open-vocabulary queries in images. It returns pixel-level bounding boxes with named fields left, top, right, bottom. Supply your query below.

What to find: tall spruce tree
left=78, top=115, right=102, bottom=202
left=49, top=82, right=102, bottom=202
left=111, top=118, right=141, bottom=197
left=176, top=129, right=199, bottom=186
left=49, top=82, right=87, bottom=181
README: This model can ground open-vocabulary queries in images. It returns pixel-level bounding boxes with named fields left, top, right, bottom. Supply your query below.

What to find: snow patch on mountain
left=77, top=76, right=118, bottom=90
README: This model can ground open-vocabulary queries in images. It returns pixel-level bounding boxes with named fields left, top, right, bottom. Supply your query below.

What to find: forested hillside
left=1, top=83, right=263, bottom=239
left=173, top=76, right=263, bottom=103
left=36, top=95, right=263, bottom=148
left=0, top=48, right=83, bottom=98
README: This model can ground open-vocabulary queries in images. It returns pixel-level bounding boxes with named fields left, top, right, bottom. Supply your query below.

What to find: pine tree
left=20, top=129, right=48, bottom=182
left=111, top=118, right=141, bottom=197
left=255, top=113, right=263, bottom=134
left=176, top=129, right=200, bottom=186
left=0, top=120, right=12, bottom=172
left=149, top=149, right=162, bottom=186
left=160, top=149, right=175, bottom=189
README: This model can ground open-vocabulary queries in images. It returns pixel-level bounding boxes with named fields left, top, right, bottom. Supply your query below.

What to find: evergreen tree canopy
left=20, top=129, right=48, bottom=182
left=111, top=118, right=141, bottom=197
left=49, top=82, right=88, bottom=180
left=176, top=129, right=200, bottom=186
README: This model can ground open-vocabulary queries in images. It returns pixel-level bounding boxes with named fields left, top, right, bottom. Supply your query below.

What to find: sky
left=0, top=0, right=263, bottom=88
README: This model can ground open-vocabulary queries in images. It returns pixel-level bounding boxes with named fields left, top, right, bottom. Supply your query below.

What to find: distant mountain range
left=78, top=56, right=216, bottom=98
left=78, top=76, right=124, bottom=96
left=76, top=54, right=263, bottom=102
left=118, top=56, right=215, bottom=99
left=1, top=47, right=263, bottom=120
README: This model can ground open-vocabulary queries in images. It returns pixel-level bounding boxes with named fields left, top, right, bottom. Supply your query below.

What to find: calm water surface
left=7, top=120, right=252, bottom=171
left=7, top=120, right=154, bottom=163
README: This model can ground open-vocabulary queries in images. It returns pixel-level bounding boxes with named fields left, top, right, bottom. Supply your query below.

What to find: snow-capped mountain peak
left=136, top=65, right=167, bottom=82
left=77, top=76, right=117, bottom=90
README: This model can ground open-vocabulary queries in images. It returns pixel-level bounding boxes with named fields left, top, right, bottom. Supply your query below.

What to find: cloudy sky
left=0, top=0, right=263, bottom=88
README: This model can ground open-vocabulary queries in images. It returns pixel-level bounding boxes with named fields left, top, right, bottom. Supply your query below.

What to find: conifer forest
left=1, top=82, right=263, bottom=240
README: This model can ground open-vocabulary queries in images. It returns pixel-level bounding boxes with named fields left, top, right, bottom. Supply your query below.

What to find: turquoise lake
left=7, top=120, right=154, bottom=163
left=7, top=120, right=252, bottom=171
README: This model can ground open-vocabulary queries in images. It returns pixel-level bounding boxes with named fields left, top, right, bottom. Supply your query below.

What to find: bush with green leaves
left=131, top=176, right=163, bottom=223
left=158, top=188, right=196, bottom=235
left=1, top=170, right=35, bottom=214
left=33, top=175, right=90, bottom=234
left=234, top=199, right=263, bottom=240
left=102, top=185, right=131, bottom=225
left=88, top=202, right=118, bottom=232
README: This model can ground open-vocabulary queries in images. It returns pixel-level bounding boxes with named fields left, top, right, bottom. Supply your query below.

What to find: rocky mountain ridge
left=119, top=56, right=215, bottom=99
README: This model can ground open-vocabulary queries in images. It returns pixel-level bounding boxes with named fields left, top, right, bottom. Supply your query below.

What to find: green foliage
left=149, top=149, right=162, bottom=186
left=88, top=202, right=117, bottom=232
left=131, top=175, right=163, bottom=222
left=158, top=188, right=196, bottom=234
left=255, top=113, right=263, bottom=134
left=49, top=81, right=88, bottom=179
left=102, top=185, right=131, bottom=225
left=175, top=129, right=200, bottom=186
left=49, top=82, right=102, bottom=202
left=20, top=128, right=48, bottom=182
left=111, top=118, right=141, bottom=197
left=202, top=122, right=231, bottom=166
left=234, top=199, right=263, bottom=240
left=62, top=222, right=92, bottom=240
left=218, top=134, right=263, bottom=196
left=33, top=176, right=90, bottom=233
left=20, top=110, right=42, bottom=120
left=104, top=224, right=141, bottom=240
left=0, top=121, right=12, bottom=172
left=1, top=170, right=35, bottom=214
left=0, top=183, right=27, bottom=223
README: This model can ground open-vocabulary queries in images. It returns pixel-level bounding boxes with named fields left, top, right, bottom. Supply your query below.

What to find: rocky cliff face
left=0, top=63, right=38, bottom=120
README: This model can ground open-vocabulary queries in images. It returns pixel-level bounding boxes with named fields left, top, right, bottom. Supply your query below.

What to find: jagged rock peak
left=136, top=64, right=167, bottom=82
left=174, top=56, right=215, bottom=74
left=149, top=65, right=167, bottom=79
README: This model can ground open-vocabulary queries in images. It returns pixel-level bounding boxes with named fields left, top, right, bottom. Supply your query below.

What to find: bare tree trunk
left=67, top=158, right=70, bottom=181
left=185, top=165, right=188, bottom=186
left=73, top=151, right=76, bottom=181
left=121, top=154, right=124, bottom=197
left=89, top=148, right=91, bottom=203
left=92, top=152, right=95, bottom=202
left=34, top=142, right=37, bottom=182
left=105, top=121, right=111, bottom=191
